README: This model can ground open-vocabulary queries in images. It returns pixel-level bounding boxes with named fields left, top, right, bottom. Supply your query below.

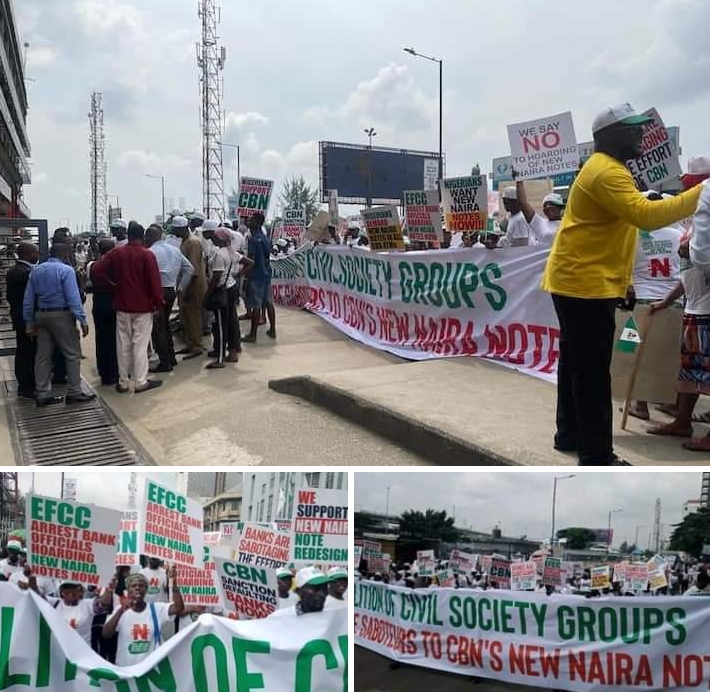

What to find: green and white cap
left=327, top=567, right=348, bottom=581
left=295, top=566, right=328, bottom=588
left=592, top=104, right=653, bottom=134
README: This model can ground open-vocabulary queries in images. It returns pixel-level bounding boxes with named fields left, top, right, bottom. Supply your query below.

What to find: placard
left=591, top=565, right=611, bottom=590
left=236, top=523, right=290, bottom=570
left=542, top=556, right=563, bottom=587
left=417, top=549, right=436, bottom=577
left=490, top=557, right=511, bottom=588
left=449, top=550, right=476, bottom=575
left=328, top=189, right=339, bottom=226
left=627, top=563, right=649, bottom=592
left=177, top=541, right=221, bottom=606
left=139, top=479, right=204, bottom=568
left=354, top=545, right=363, bottom=567
left=626, top=108, right=682, bottom=189
left=510, top=561, right=537, bottom=591
left=282, top=207, right=306, bottom=240
left=361, top=205, right=406, bottom=252
left=290, top=488, right=348, bottom=565
left=26, top=494, right=121, bottom=587
left=424, top=159, right=440, bottom=191
left=214, top=557, right=280, bottom=619
left=436, top=568, right=456, bottom=587
left=404, top=189, right=442, bottom=246
left=440, top=175, right=488, bottom=232
left=116, top=509, right=139, bottom=566
left=237, top=177, right=273, bottom=220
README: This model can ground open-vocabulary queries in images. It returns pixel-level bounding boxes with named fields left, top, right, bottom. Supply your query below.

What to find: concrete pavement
left=356, top=647, right=543, bottom=692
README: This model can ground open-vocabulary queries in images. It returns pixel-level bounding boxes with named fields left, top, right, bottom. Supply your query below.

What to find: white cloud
left=225, top=111, right=269, bottom=131
left=72, top=0, right=144, bottom=38
left=33, top=172, right=49, bottom=184
left=116, top=149, right=192, bottom=172
left=27, top=46, right=56, bottom=71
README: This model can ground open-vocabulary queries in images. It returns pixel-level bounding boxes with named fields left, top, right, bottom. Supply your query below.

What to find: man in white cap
left=541, top=103, right=703, bottom=466
left=0, top=540, right=24, bottom=579
left=268, top=566, right=328, bottom=617
left=508, top=176, right=566, bottom=246
left=324, top=567, right=348, bottom=609
left=276, top=567, right=299, bottom=609
left=498, top=186, right=531, bottom=247
left=110, top=219, right=128, bottom=247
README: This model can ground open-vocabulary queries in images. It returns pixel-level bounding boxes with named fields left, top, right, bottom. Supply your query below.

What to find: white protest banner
left=282, top=207, right=306, bottom=240
left=116, top=509, right=139, bottom=566
left=2, top=584, right=346, bottom=690
left=26, top=494, right=120, bottom=587
left=354, top=545, right=363, bottom=566
left=139, top=479, right=204, bottom=568
left=328, top=189, right=339, bottom=226
left=436, top=568, right=456, bottom=587
left=508, top=111, right=578, bottom=180
left=290, top=487, right=348, bottom=565
left=417, top=549, right=436, bottom=576
left=542, top=556, right=563, bottom=588
left=591, top=565, right=611, bottom=590
left=356, top=580, right=710, bottom=691
left=271, top=245, right=560, bottom=383
left=613, top=561, right=629, bottom=585
left=510, top=561, right=537, bottom=591
left=627, top=563, right=649, bottom=592
left=490, top=557, right=512, bottom=588
left=404, top=189, right=442, bottom=246
left=361, top=205, right=406, bottom=252
left=204, top=531, right=220, bottom=546
left=449, top=550, right=476, bottom=575
left=237, top=177, right=273, bottom=220
left=626, top=108, right=681, bottom=189
left=62, top=478, right=78, bottom=502
left=236, top=523, right=290, bottom=569
left=424, top=159, right=440, bottom=190
left=177, top=539, right=221, bottom=607
left=214, top=557, right=279, bottom=619
left=440, top=175, right=488, bottom=232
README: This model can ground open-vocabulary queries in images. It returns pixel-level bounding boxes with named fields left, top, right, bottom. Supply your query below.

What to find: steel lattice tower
left=0, top=474, right=20, bottom=536
left=127, top=472, right=138, bottom=510
left=652, top=497, right=662, bottom=553
left=88, top=92, right=107, bottom=234
left=197, top=1, right=226, bottom=218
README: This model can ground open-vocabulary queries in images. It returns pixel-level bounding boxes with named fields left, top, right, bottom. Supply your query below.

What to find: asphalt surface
left=355, top=647, right=550, bottom=692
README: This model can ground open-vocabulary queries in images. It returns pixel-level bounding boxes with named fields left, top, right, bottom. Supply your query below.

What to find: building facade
left=683, top=499, right=701, bottom=518
left=702, top=473, right=710, bottom=509
left=177, top=472, right=242, bottom=502
left=0, top=0, right=31, bottom=218
left=203, top=492, right=242, bottom=533
left=242, top=472, right=346, bottom=524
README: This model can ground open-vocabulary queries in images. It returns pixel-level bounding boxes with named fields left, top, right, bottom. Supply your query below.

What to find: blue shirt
left=23, top=258, right=87, bottom=326
left=247, top=228, right=272, bottom=281
left=149, top=240, right=195, bottom=291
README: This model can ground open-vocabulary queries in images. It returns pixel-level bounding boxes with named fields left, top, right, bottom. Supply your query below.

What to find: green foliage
left=279, top=176, right=319, bottom=224
left=354, top=511, right=378, bottom=537
left=399, top=509, right=460, bottom=542
left=556, top=527, right=598, bottom=550
left=669, top=506, right=710, bottom=557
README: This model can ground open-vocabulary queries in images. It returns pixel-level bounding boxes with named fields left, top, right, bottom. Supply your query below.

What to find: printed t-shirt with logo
left=47, top=597, right=96, bottom=644
left=632, top=225, right=682, bottom=300
left=139, top=567, right=168, bottom=603
left=115, top=602, right=172, bottom=667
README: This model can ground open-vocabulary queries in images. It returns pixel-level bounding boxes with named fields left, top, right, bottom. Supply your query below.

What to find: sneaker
left=135, top=380, right=163, bottom=393
left=115, top=384, right=130, bottom=393
left=36, top=396, right=64, bottom=407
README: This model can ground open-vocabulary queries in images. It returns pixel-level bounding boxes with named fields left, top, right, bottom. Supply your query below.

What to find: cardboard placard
left=236, top=523, right=291, bottom=570
left=282, top=208, right=306, bottom=240
left=591, top=566, right=611, bottom=590
left=361, top=206, right=406, bottom=252
left=510, top=561, right=537, bottom=591
left=626, top=108, right=682, bottom=189
left=542, top=557, right=563, bottom=587
left=403, top=190, right=442, bottom=246
left=440, top=175, right=488, bottom=232
left=237, top=177, right=273, bottom=220
left=290, top=488, right=348, bottom=565
left=214, top=557, right=279, bottom=619
left=490, top=558, right=512, bottom=588
left=116, top=509, right=139, bottom=566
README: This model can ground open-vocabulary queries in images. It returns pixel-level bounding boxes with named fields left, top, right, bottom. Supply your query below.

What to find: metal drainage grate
left=3, top=375, right=152, bottom=466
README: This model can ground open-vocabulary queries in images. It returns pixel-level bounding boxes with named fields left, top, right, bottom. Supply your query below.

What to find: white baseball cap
left=591, top=103, right=652, bottom=134
left=6, top=540, right=22, bottom=552
left=543, top=193, right=565, bottom=207
left=502, top=186, right=517, bottom=200
left=201, top=219, right=219, bottom=232
left=110, top=219, right=127, bottom=229
left=171, top=216, right=188, bottom=228
left=327, top=567, right=348, bottom=581
left=276, top=567, right=293, bottom=579
left=295, top=566, right=328, bottom=588
left=190, top=211, right=206, bottom=222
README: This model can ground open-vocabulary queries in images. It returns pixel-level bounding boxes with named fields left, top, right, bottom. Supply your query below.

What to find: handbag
left=203, top=258, right=232, bottom=311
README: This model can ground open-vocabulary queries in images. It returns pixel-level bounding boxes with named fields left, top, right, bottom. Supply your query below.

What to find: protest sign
left=274, top=520, right=291, bottom=532
left=282, top=207, right=306, bottom=241
left=178, top=539, right=220, bottom=606
left=626, top=108, right=681, bottom=189
left=362, top=540, right=382, bottom=561
left=440, top=175, right=488, bottom=232
left=204, top=531, right=220, bottom=546
left=647, top=555, right=668, bottom=590
left=424, top=159, right=440, bottom=190
left=219, top=521, right=241, bottom=547
left=26, top=494, right=120, bottom=587
left=139, top=479, right=204, bottom=568
left=361, top=205, right=406, bottom=251
left=490, top=557, right=512, bottom=588
left=272, top=244, right=561, bottom=383
left=62, top=478, right=78, bottom=502
left=236, top=523, right=290, bottom=569
left=356, top=580, right=710, bottom=691
left=5, top=584, right=346, bottom=690
left=613, top=561, right=629, bottom=585
left=532, top=553, right=546, bottom=575
left=369, top=556, right=391, bottom=573
left=404, top=190, right=442, bottom=246
left=591, top=565, right=611, bottom=590
left=542, top=557, right=563, bottom=587
left=237, top=177, right=273, bottom=220
left=328, top=189, right=339, bottom=226
left=417, top=549, right=436, bottom=576
left=214, top=557, right=279, bottom=619
left=481, top=555, right=493, bottom=574
left=510, top=561, right=537, bottom=591
left=354, top=545, right=363, bottom=566
left=436, top=568, right=456, bottom=587
left=116, top=509, right=139, bottom=566
left=627, top=563, right=650, bottom=592
left=508, top=111, right=578, bottom=180
left=492, top=156, right=513, bottom=183
left=290, top=488, right=348, bottom=565
left=578, top=140, right=595, bottom=165
left=449, top=550, right=476, bottom=575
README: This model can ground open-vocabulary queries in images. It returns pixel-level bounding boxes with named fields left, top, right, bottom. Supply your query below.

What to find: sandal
left=682, top=437, right=710, bottom=452
left=647, top=424, right=693, bottom=437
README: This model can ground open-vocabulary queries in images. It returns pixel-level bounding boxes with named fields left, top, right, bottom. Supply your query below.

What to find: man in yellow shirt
left=541, top=103, right=702, bottom=466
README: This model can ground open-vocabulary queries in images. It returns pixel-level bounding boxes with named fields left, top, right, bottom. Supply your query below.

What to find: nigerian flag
left=617, top=316, right=642, bottom=354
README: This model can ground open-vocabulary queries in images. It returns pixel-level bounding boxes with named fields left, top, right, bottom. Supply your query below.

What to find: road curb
left=268, top=376, right=520, bottom=466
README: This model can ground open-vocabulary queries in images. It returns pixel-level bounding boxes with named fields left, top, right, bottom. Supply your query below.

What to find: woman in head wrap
left=102, top=566, right=184, bottom=667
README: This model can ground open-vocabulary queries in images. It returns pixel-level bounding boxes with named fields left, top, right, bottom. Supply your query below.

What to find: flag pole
left=621, top=310, right=653, bottom=431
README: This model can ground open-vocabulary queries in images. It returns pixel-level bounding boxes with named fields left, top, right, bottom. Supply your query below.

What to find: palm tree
left=279, top=176, right=319, bottom=224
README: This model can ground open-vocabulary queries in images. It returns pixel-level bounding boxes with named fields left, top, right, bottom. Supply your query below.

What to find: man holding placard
left=541, top=103, right=704, bottom=466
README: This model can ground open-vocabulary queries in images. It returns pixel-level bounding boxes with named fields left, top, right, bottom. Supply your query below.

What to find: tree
left=354, top=511, right=377, bottom=537
left=556, top=527, right=597, bottom=550
left=279, top=176, right=319, bottom=224
left=399, top=509, right=460, bottom=542
left=619, top=541, right=629, bottom=554
left=669, top=506, right=710, bottom=557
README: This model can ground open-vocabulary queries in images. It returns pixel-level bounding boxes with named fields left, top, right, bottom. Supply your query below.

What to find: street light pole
left=550, top=474, right=575, bottom=556
left=404, top=48, right=443, bottom=182
left=607, top=508, right=623, bottom=556
left=364, top=127, right=377, bottom=208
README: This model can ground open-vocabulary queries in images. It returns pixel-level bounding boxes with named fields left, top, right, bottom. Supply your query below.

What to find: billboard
left=319, top=141, right=444, bottom=206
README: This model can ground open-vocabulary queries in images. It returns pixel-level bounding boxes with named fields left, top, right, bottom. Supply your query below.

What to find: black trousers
left=152, top=287, right=177, bottom=368
left=211, top=306, right=229, bottom=364
left=92, top=292, right=119, bottom=385
left=14, top=324, right=36, bottom=395
left=227, top=284, right=241, bottom=353
left=552, top=294, right=617, bottom=465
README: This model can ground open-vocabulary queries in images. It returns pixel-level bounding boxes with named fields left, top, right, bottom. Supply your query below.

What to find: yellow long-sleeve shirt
left=541, top=152, right=702, bottom=299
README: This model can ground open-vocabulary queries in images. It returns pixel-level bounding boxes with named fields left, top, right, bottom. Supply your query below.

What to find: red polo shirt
left=92, top=241, right=164, bottom=313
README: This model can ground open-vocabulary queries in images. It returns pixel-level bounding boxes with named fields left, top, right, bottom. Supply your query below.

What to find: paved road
left=356, top=647, right=546, bottom=692
left=72, top=304, right=431, bottom=465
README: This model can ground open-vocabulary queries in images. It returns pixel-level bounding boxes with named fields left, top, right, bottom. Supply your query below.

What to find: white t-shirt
left=115, top=602, right=172, bottom=667
left=47, top=597, right=96, bottom=644
left=0, top=559, right=23, bottom=580
left=277, top=591, right=300, bottom=609
left=230, top=230, right=246, bottom=254
left=682, top=267, right=710, bottom=315
left=632, top=226, right=682, bottom=300
left=503, top=212, right=531, bottom=247
left=139, top=567, right=168, bottom=604
left=209, top=247, right=238, bottom=290
left=9, top=570, right=54, bottom=595
left=529, top=215, right=560, bottom=246
left=323, top=596, right=347, bottom=610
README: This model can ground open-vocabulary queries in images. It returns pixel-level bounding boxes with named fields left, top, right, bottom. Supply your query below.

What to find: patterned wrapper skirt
left=678, top=313, right=710, bottom=394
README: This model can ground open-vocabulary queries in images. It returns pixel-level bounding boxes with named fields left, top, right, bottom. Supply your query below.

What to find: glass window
left=325, top=473, right=335, bottom=489
left=267, top=495, right=273, bottom=520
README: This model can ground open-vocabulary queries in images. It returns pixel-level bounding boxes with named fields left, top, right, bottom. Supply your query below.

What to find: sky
left=354, top=472, right=704, bottom=549
left=13, top=0, right=710, bottom=232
